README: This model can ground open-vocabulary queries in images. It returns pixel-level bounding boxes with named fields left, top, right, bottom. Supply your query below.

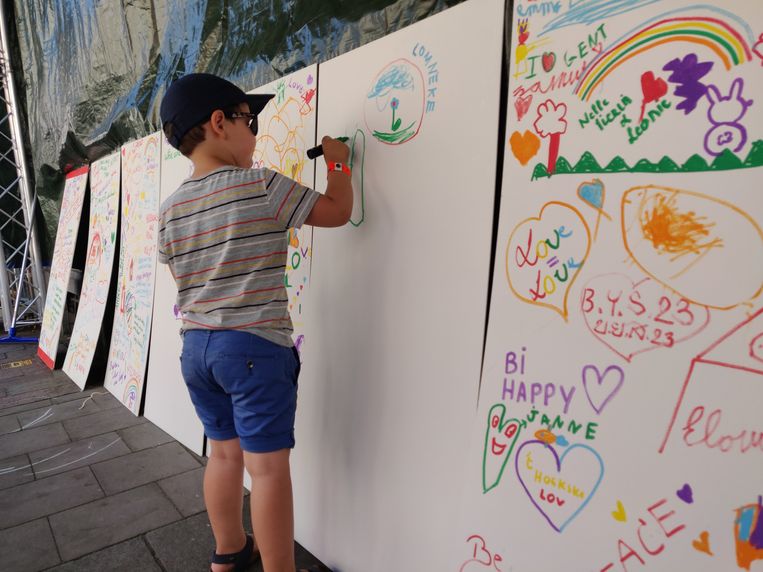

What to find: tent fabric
left=10, top=0, right=464, bottom=258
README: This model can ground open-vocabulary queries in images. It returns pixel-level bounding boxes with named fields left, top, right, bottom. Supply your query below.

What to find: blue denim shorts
left=179, top=330, right=300, bottom=453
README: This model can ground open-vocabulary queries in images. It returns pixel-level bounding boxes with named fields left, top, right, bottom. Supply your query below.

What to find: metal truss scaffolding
left=0, top=0, right=46, bottom=343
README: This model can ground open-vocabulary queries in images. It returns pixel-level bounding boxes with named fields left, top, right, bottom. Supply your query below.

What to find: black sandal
left=209, top=534, right=259, bottom=571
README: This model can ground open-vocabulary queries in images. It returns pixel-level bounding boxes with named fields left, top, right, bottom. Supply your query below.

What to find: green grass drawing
left=531, top=139, right=763, bottom=180
left=372, top=120, right=417, bottom=144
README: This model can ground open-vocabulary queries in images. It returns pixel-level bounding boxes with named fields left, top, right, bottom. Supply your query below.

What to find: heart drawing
left=515, top=94, right=533, bottom=121
left=641, top=71, right=668, bottom=103
left=577, top=179, right=605, bottom=210
left=509, top=130, right=541, bottom=166
left=639, top=71, right=668, bottom=121
left=542, top=52, right=556, bottom=72
left=482, top=403, right=522, bottom=493
left=611, top=500, right=627, bottom=522
left=582, top=364, right=625, bottom=415
left=507, top=202, right=591, bottom=320
left=515, top=440, right=604, bottom=533
left=692, top=531, right=713, bottom=556
left=580, top=274, right=710, bottom=361
left=676, top=483, right=694, bottom=504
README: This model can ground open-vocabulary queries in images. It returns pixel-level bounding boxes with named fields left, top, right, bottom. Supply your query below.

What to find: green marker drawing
left=482, top=403, right=522, bottom=494
left=530, top=139, right=763, bottom=180
left=348, top=129, right=366, bottom=228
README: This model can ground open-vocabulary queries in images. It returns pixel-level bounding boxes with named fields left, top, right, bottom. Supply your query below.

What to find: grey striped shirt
left=157, top=166, right=320, bottom=347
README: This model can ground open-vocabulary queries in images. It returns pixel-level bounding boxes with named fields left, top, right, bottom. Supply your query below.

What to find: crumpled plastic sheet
left=10, top=0, right=465, bottom=258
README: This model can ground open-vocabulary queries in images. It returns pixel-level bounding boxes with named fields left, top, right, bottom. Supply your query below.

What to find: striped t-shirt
left=157, top=167, right=320, bottom=347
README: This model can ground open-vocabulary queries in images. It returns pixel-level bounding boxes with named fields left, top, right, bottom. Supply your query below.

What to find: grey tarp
left=9, top=0, right=465, bottom=259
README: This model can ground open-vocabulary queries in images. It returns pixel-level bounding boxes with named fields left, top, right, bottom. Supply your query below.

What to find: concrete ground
left=0, top=339, right=330, bottom=572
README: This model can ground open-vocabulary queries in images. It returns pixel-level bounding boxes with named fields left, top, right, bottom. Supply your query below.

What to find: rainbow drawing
left=575, top=17, right=753, bottom=101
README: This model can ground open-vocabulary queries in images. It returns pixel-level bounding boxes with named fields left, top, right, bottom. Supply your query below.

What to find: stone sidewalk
left=0, top=340, right=330, bottom=572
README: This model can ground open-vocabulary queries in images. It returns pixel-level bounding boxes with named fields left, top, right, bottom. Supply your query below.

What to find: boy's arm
left=305, top=136, right=354, bottom=228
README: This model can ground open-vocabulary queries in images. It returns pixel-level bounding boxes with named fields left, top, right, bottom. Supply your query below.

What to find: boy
left=158, top=73, right=353, bottom=572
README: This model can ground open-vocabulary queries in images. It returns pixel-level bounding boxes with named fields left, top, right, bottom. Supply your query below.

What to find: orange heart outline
left=505, top=201, right=592, bottom=321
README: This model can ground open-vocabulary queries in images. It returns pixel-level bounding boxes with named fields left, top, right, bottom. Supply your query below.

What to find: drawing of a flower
left=390, top=98, right=402, bottom=131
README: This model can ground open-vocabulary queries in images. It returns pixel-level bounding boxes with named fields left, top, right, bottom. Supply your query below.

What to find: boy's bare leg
left=244, top=448, right=296, bottom=572
left=206, top=438, right=253, bottom=571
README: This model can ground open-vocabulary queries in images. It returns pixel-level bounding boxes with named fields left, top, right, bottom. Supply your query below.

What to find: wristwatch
left=327, top=162, right=351, bottom=177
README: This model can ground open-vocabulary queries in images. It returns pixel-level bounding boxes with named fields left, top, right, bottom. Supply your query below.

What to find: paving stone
left=0, top=518, right=60, bottom=572
left=49, top=483, right=181, bottom=561
left=0, top=382, right=78, bottom=409
left=91, top=441, right=200, bottom=495
left=29, top=432, right=132, bottom=478
left=0, top=397, right=52, bottom=418
left=49, top=390, right=90, bottom=404
left=62, top=405, right=145, bottom=440
left=49, top=390, right=123, bottom=412
left=146, top=511, right=326, bottom=572
left=0, top=414, right=20, bottom=435
left=15, top=396, right=102, bottom=430
left=44, top=536, right=161, bottom=572
left=0, top=349, right=33, bottom=360
left=118, top=422, right=174, bottom=452
left=0, top=369, right=26, bottom=382
left=0, top=422, right=70, bottom=461
left=0, top=466, right=103, bottom=528
left=0, top=343, right=35, bottom=355
left=157, top=467, right=206, bottom=516
left=295, top=543, right=332, bottom=571
left=0, top=374, right=68, bottom=396
left=81, top=390, right=124, bottom=410
left=0, top=454, right=34, bottom=490
left=144, top=511, right=219, bottom=572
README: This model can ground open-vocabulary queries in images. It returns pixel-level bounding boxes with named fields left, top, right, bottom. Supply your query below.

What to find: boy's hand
left=322, top=136, right=350, bottom=164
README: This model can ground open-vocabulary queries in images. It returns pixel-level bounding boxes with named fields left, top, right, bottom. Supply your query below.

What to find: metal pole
left=0, top=0, right=46, bottom=316
left=0, top=230, right=11, bottom=329
left=0, top=0, right=46, bottom=343
left=6, top=192, right=38, bottom=341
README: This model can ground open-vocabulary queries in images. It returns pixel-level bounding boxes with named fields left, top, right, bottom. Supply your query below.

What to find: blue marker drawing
left=515, top=440, right=605, bottom=533
left=542, top=2, right=756, bottom=42
left=367, top=64, right=415, bottom=98
left=540, top=0, right=662, bottom=36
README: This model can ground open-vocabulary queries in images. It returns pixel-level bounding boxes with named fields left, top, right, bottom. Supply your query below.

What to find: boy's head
left=160, top=73, right=274, bottom=166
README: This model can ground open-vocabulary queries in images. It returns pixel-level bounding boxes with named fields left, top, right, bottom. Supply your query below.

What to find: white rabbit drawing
left=703, top=77, right=753, bottom=156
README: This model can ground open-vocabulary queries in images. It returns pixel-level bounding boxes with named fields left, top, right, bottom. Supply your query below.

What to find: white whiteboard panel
left=241, top=65, right=319, bottom=489
left=144, top=133, right=204, bottom=454
left=37, top=166, right=88, bottom=368
left=104, top=133, right=161, bottom=414
left=63, top=154, right=120, bottom=388
left=456, top=2, right=763, bottom=571
left=293, top=1, right=504, bottom=569
left=250, top=63, right=318, bottom=352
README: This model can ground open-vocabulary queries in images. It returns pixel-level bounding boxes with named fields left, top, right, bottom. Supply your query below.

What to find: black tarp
left=9, top=0, right=465, bottom=259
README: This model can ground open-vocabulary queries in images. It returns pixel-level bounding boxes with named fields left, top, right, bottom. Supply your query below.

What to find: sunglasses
left=225, top=111, right=258, bottom=136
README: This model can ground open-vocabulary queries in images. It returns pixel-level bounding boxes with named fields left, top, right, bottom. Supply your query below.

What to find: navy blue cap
left=160, top=73, right=274, bottom=149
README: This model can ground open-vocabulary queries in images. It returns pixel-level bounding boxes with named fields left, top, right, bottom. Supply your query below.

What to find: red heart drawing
left=640, top=71, right=668, bottom=104
left=515, top=94, right=532, bottom=121
left=542, top=52, right=556, bottom=73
